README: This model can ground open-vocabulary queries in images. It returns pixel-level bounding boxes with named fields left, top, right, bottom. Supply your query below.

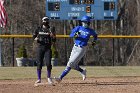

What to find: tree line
left=1, top=0, right=140, bottom=66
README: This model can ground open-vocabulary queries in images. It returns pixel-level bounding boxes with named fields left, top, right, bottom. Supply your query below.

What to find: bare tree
left=1, top=0, right=140, bottom=66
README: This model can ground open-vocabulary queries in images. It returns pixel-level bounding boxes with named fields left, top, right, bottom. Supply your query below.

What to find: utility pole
left=0, top=38, right=1, bottom=66
left=0, top=28, right=2, bottom=66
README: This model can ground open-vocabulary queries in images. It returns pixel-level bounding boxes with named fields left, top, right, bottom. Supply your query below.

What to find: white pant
left=67, top=44, right=86, bottom=69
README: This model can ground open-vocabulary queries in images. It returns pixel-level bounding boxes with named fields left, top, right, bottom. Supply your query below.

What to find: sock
left=47, top=70, right=51, bottom=78
left=77, top=67, right=84, bottom=73
left=47, top=66, right=52, bottom=78
left=60, top=66, right=71, bottom=80
left=37, top=69, right=41, bottom=80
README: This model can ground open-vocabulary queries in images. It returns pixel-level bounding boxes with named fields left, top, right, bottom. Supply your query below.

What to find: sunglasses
left=43, top=19, right=49, bottom=21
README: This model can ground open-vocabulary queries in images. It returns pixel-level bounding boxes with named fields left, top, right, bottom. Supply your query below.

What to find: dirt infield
left=0, top=77, right=140, bottom=93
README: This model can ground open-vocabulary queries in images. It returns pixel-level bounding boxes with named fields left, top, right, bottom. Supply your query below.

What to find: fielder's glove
left=92, top=41, right=96, bottom=46
left=74, top=32, right=81, bottom=37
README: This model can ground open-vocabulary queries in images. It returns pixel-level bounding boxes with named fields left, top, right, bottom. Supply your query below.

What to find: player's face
left=82, top=21, right=90, bottom=28
left=42, top=19, right=49, bottom=26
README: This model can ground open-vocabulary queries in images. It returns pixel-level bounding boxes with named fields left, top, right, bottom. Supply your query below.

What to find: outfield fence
left=0, top=35, right=140, bottom=38
left=0, top=35, right=140, bottom=67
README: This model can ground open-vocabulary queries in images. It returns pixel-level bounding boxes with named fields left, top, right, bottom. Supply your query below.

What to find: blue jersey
left=70, top=26, right=98, bottom=47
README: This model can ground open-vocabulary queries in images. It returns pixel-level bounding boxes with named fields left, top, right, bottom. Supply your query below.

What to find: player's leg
left=75, top=64, right=87, bottom=80
left=55, top=45, right=84, bottom=82
left=54, top=45, right=77, bottom=82
left=70, top=46, right=86, bottom=69
left=58, top=45, right=78, bottom=79
left=35, top=46, right=44, bottom=84
left=73, top=47, right=87, bottom=80
left=56, top=66, right=71, bottom=80
left=44, top=48, right=54, bottom=85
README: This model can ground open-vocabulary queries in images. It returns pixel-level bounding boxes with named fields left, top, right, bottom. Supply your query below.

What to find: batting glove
left=74, top=32, right=81, bottom=37
left=92, top=41, right=96, bottom=46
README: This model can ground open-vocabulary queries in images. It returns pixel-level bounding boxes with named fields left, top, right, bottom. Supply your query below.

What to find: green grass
left=0, top=66, right=140, bottom=80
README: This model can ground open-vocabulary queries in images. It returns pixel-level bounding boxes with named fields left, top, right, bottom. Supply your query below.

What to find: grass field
left=0, top=66, right=140, bottom=80
left=0, top=66, right=140, bottom=93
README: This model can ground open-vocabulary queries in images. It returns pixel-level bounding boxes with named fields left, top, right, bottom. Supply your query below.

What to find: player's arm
left=70, top=26, right=80, bottom=38
left=91, top=30, right=98, bottom=46
left=33, top=27, right=39, bottom=41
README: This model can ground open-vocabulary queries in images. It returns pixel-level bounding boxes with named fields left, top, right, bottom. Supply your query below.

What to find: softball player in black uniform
left=33, top=17, right=56, bottom=85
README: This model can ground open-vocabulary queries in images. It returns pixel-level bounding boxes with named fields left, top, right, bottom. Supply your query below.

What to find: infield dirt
left=0, top=77, right=140, bottom=93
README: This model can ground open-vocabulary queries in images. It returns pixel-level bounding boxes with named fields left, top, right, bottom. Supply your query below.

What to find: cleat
left=54, top=77, right=61, bottom=83
left=35, top=79, right=41, bottom=84
left=34, top=80, right=41, bottom=86
left=47, top=78, right=55, bottom=86
left=80, top=69, right=86, bottom=80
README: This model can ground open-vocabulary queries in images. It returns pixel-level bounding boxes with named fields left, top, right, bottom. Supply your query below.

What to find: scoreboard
left=46, top=0, right=118, bottom=20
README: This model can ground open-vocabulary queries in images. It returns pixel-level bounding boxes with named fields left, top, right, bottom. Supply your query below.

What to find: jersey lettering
left=39, top=32, right=50, bottom=35
left=79, top=30, right=89, bottom=36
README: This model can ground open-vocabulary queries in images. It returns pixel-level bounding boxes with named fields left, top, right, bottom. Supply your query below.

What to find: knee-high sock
left=60, top=66, right=71, bottom=80
left=47, top=66, right=52, bottom=78
left=47, top=70, right=51, bottom=78
left=37, top=69, right=41, bottom=80
left=76, top=66, right=83, bottom=73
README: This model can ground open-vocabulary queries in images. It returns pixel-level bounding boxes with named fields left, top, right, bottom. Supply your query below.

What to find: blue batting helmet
left=81, top=16, right=90, bottom=22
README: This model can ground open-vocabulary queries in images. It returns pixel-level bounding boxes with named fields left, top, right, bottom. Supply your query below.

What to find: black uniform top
left=33, top=26, right=56, bottom=48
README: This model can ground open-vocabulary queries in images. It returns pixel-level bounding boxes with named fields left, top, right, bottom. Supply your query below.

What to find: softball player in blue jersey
left=54, top=15, right=98, bottom=82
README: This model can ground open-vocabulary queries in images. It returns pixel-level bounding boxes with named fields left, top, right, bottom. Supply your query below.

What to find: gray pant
left=67, top=44, right=86, bottom=70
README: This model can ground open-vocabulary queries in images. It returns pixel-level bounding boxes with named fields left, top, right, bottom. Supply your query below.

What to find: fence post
left=113, top=38, right=115, bottom=66
left=0, top=38, right=2, bottom=66
left=12, top=37, right=15, bottom=67
left=64, top=20, right=68, bottom=64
